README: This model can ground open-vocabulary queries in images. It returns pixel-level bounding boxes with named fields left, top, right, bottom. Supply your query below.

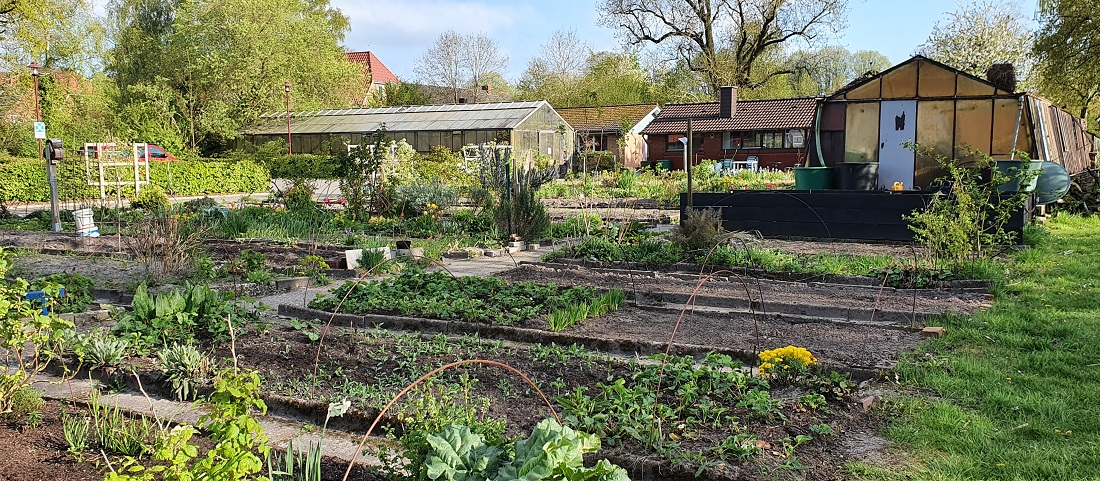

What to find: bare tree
left=518, top=29, right=590, bottom=101
left=463, top=33, right=508, bottom=102
left=598, top=0, right=847, bottom=97
left=415, top=30, right=465, bottom=103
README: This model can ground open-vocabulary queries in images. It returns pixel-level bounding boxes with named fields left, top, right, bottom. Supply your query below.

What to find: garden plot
left=227, top=323, right=868, bottom=481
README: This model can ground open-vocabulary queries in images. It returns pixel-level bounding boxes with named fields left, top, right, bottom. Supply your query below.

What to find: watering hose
left=813, top=100, right=825, bottom=167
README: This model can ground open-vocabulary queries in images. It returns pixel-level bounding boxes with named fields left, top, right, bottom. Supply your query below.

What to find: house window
left=729, top=130, right=806, bottom=149
left=761, top=132, right=783, bottom=149
left=667, top=133, right=703, bottom=152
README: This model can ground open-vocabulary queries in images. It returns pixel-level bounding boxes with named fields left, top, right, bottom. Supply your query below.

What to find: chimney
left=719, top=86, right=738, bottom=119
left=986, top=64, right=1017, bottom=92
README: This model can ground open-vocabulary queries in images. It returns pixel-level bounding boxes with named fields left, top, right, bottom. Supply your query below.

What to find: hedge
left=0, top=158, right=269, bottom=203
left=262, top=154, right=339, bottom=179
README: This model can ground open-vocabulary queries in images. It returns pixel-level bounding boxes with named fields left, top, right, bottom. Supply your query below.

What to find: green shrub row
left=258, top=154, right=338, bottom=179
left=0, top=158, right=269, bottom=202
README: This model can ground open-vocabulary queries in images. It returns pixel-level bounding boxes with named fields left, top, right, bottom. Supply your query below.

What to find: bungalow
left=642, top=88, right=818, bottom=170
left=557, top=104, right=660, bottom=170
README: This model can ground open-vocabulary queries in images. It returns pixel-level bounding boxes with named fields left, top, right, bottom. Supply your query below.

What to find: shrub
left=905, top=144, right=1034, bottom=265
left=6, top=385, right=44, bottom=420
left=672, top=207, right=728, bottom=253
left=0, top=158, right=268, bottom=203
left=392, top=181, right=458, bottom=217
left=573, top=237, right=623, bottom=262
left=281, top=179, right=316, bottom=212
left=130, top=185, right=172, bottom=211
left=30, top=273, right=96, bottom=313
left=266, top=154, right=337, bottom=179
left=495, top=170, right=550, bottom=242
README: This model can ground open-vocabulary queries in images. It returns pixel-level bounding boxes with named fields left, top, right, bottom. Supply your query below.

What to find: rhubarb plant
left=424, top=418, right=629, bottom=481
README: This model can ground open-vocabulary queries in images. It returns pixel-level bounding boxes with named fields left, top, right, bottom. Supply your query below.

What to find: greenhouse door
left=878, top=100, right=916, bottom=189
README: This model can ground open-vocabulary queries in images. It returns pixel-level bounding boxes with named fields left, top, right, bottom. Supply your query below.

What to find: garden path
left=30, top=371, right=384, bottom=466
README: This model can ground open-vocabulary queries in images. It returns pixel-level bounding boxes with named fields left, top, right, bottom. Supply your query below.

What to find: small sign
left=33, top=122, right=45, bottom=139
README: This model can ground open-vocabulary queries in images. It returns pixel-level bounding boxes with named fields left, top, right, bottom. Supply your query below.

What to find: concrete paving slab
left=30, top=372, right=385, bottom=467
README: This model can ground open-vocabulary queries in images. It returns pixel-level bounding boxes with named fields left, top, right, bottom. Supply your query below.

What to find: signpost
left=33, top=122, right=45, bottom=139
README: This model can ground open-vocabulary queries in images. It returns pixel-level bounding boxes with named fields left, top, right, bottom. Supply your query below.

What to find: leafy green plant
left=423, top=418, right=628, bottom=481
left=30, top=273, right=95, bottom=313
left=85, top=335, right=130, bottom=371
left=297, top=255, right=331, bottom=286
left=105, top=369, right=272, bottom=481
left=312, top=267, right=602, bottom=326
left=157, top=343, right=212, bottom=401
left=904, top=144, right=1035, bottom=265
left=5, top=385, right=44, bottom=424
left=0, top=247, right=73, bottom=413
left=131, top=185, right=172, bottom=211
left=62, top=411, right=92, bottom=461
left=114, top=282, right=252, bottom=349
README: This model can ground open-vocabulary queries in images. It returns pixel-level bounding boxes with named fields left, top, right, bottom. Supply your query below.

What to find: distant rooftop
left=643, top=98, right=819, bottom=134
left=557, top=104, right=660, bottom=132
left=346, top=51, right=399, bottom=84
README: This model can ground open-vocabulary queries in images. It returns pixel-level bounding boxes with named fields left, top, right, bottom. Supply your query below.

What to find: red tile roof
left=346, top=51, right=399, bottom=84
left=643, top=97, right=818, bottom=134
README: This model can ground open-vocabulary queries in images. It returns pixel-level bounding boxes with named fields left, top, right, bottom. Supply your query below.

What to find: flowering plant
left=757, top=345, right=817, bottom=379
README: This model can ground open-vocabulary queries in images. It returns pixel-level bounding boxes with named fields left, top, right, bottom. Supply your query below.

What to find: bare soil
left=0, top=402, right=106, bottom=481
left=227, top=323, right=872, bottom=481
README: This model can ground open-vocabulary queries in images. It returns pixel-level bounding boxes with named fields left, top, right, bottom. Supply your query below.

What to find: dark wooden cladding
left=683, top=191, right=1030, bottom=242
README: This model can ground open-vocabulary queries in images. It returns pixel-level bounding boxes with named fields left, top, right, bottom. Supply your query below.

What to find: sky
left=332, top=0, right=1042, bottom=82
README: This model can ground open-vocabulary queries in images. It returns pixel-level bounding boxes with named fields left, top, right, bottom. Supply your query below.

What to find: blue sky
left=333, top=0, right=1041, bottom=81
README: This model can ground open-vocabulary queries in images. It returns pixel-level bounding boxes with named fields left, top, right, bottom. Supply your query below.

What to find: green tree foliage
left=373, top=82, right=431, bottom=107
left=917, top=0, right=1034, bottom=87
left=107, top=0, right=364, bottom=155
left=1034, top=0, right=1100, bottom=123
left=518, top=50, right=662, bottom=107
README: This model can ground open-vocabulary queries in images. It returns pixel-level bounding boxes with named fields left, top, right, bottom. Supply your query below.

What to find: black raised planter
left=682, top=190, right=1031, bottom=242
left=836, top=162, right=880, bottom=190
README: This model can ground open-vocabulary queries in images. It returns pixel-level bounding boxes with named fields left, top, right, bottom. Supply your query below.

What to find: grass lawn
left=853, top=214, right=1100, bottom=480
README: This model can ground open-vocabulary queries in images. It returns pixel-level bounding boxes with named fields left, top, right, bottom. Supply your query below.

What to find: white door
left=878, top=100, right=916, bottom=189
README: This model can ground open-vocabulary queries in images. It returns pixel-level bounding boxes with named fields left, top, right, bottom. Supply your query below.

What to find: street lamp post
left=29, top=61, right=60, bottom=232
left=284, top=82, right=292, bottom=155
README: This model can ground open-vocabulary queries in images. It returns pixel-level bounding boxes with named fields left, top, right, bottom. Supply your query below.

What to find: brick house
left=346, top=51, right=400, bottom=104
left=642, top=87, right=818, bottom=170
left=556, top=104, right=660, bottom=169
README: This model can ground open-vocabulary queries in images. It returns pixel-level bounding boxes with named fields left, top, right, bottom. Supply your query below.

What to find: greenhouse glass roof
left=246, top=101, right=548, bottom=135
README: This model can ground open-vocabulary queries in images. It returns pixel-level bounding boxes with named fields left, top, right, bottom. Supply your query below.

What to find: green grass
left=858, top=214, right=1100, bottom=480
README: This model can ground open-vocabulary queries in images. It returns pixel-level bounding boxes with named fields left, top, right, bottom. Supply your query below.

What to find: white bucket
left=73, top=208, right=99, bottom=237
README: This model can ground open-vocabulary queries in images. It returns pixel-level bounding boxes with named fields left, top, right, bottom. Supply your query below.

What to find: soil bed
left=496, top=264, right=986, bottom=322
left=227, top=323, right=870, bottom=481
left=0, top=401, right=106, bottom=481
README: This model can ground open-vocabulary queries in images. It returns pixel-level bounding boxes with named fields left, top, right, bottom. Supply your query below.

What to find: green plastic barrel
left=657, top=159, right=672, bottom=171
left=792, top=166, right=835, bottom=190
